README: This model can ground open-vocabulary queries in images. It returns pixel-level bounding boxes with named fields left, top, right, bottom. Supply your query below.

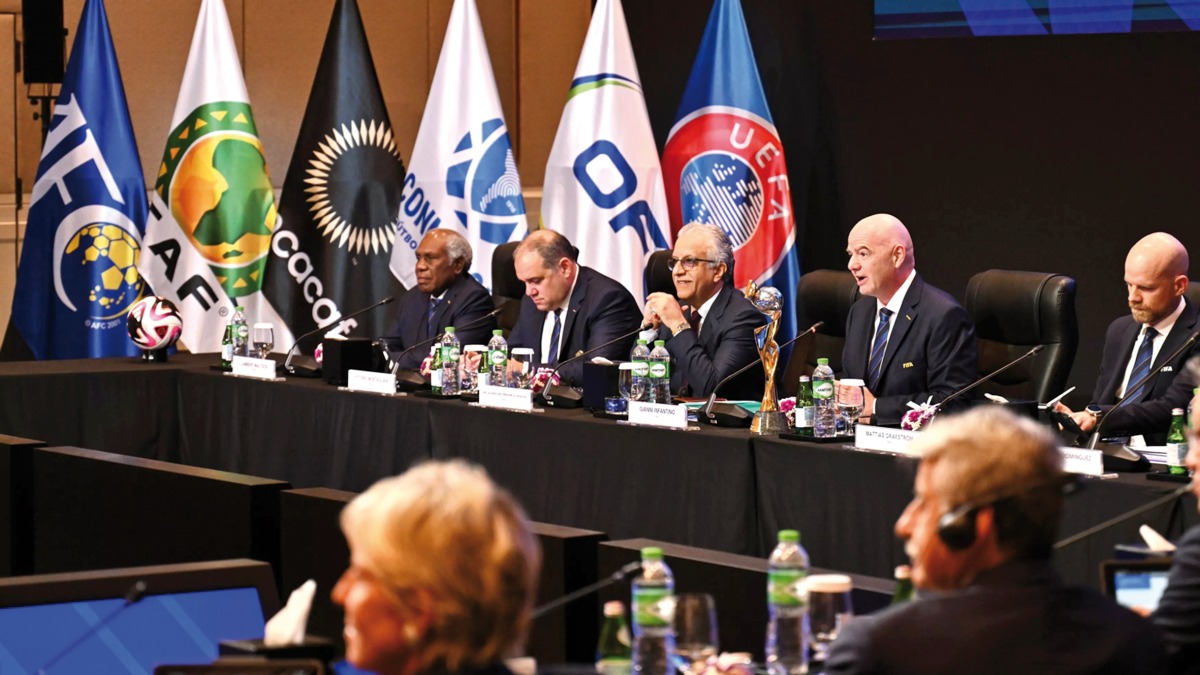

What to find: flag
left=542, top=0, right=670, bottom=304
left=662, top=0, right=802, bottom=343
left=138, top=0, right=287, bottom=352
left=10, top=0, right=147, bottom=359
left=262, top=0, right=405, bottom=349
left=389, top=0, right=527, bottom=292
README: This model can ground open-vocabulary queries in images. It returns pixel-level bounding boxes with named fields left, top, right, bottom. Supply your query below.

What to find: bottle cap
left=807, top=574, right=852, bottom=593
left=446, top=326, right=455, bottom=333
left=817, top=357, right=830, bottom=365
left=654, top=340, right=665, bottom=347
left=799, top=375, right=810, bottom=382
left=494, top=329, right=503, bottom=335
left=603, top=600, right=625, bottom=617
left=894, top=564, right=911, bottom=580
left=637, top=338, right=648, bottom=345
left=641, top=546, right=664, bottom=560
left=235, top=305, right=245, bottom=311
left=778, top=529, right=800, bottom=543
left=1173, top=408, right=1185, bottom=415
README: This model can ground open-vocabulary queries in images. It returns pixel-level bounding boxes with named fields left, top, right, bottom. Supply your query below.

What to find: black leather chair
left=963, top=269, right=1078, bottom=404
left=781, top=270, right=860, bottom=393
left=1186, top=279, right=1200, bottom=311
left=643, top=249, right=676, bottom=299
left=491, top=241, right=523, bottom=337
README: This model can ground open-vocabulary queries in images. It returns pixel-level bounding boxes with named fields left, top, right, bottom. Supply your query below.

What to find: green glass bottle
left=891, top=564, right=915, bottom=604
left=1167, top=408, right=1189, bottom=477
left=220, top=320, right=233, bottom=369
left=796, top=375, right=814, bottom=436
left=595, top=600, right=632, bottom=675
left=430, top=343, right=443, bottom=395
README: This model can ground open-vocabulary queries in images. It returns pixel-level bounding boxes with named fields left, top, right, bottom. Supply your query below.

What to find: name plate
left=1059, top=446, right=1105, bottom=476
left=854, top=424, right=920, bottom=455
left=346, top=369, right=397, bottom=395
left=628, top=402, right=689, bottom=429
left=231, top=356, right=278, bottom=380
left=478, top=384, right=534, bottom=412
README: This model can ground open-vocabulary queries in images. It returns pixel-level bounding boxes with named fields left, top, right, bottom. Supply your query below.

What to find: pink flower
left=901, top=404, right=938, bottom=431
left=530, top=367, right=561, bottom=395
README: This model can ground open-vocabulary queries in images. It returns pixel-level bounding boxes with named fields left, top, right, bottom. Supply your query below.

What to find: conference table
left=1, top=353, right=1195, bottom=588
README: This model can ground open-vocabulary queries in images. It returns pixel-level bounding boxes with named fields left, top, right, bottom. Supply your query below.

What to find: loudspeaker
left=22, top=0, right=65, bottom=84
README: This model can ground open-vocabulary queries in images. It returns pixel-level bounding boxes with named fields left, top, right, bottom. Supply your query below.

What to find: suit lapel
left=701, top=284, right=733, bottom=351
left=560, top=268, right=588, bottom=360
left=877, top=276, right=922, bottom=381
left=1148, top=300, right=1198, bottom=396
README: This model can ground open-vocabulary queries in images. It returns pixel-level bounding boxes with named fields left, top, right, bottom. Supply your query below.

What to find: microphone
left=35, top=580, right=148, bottom=674
left=541, top=322, right=654, bottom=408
left=283, top=296, right=395, bottom=377
left=530, top=560, right=642, bottom=619
left=936, top=344, right=1045, bottom=408
left=702, top=321, right=825, bottom=427
left=1053, top=484, right=1190, bottom=551
left=388, top=307, right=504, bottom=390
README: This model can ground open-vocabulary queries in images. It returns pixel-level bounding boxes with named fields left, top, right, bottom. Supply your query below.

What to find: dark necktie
left=689, top=308, right=702, bottom=336
left=547, top=309, right=563, bottom=367
left=867, top=308, right=893, bottom=391
left=426, top=297, right=441, bottom=339
left=1124, top=327, right=1158, bottom=402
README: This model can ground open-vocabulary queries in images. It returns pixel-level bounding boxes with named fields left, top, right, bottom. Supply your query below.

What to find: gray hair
left=679, top=222, right=734, bottom=281
left=442, top=229, right=473, bottom=272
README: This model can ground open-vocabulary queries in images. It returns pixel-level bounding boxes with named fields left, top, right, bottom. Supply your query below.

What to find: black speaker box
left=321, top=338, right=375, bottom=386
left=22, top=0, right=65, bottom=84
left=582, top=361, right=621, bottom=410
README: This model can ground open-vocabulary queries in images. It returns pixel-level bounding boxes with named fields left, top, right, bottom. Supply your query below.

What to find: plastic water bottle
left=630, top=339, right=651, bottom=402
left=766, top=530, right=810, bottom=675
left=440, top=327, right=461, bottom=396
left=230, top=305, right=249, bottom=357
left=488, top=329, right=508, bottom=387
left=812, top=358, right=836, bottom=438
left=632, top=547, right=675, bottom=675
left=648, top=340, right=672, bottom=404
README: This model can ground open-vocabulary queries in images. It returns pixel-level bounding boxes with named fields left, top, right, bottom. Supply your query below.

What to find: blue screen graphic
left=875, top=1, right=1200, bottom=39
left=0, top=588, right=265, bottom=674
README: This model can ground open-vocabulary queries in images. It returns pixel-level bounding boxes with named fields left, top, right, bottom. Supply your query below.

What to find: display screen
left=1112, top=568, right=1171, bottom=611
left=875, top=1, right=1200, bottom=39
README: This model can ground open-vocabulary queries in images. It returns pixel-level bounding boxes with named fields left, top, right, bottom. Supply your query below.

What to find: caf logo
left=52, top=205, right=145, bottom=319
left=154, top=101, right=277, bottom=298
left=445, top=118, right=525, bottom=245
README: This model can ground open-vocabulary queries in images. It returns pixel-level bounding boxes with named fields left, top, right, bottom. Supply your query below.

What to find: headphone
left=936, top=474, right=1080, bottom=551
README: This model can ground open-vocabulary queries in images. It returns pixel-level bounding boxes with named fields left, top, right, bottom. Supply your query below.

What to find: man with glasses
left=842, top=214, right=977, bottom=425
left=643, top=223, right=766, bottom=399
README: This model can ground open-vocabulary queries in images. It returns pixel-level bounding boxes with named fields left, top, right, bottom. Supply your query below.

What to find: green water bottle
left=1168, top=408, right=1188, bottom=476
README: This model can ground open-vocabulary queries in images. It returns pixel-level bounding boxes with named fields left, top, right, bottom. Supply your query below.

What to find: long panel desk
left=2, top=355, right=1195, bottom=587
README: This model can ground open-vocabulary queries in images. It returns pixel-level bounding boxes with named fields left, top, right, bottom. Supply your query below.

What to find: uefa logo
left=445, top=118, right=526, bottom=246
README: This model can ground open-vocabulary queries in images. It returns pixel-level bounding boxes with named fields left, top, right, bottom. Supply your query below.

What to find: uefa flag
left=662, top=0, right=802, bottom=343
left=542, top=0, right=670, bottom=305
left=138, top=0, right=287, bottom=352
left=262, top=0, right=406, bottom=350
left=389, top=0, right=527, bottom=292
left=10, top=0, right=146, bottom=359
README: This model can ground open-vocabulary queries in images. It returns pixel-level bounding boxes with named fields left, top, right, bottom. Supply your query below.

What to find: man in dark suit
left=825, top=406, right=1167, bottom=675
left=1057, top=233, right=1196, bottom=445
left=643, top=223, right=766, bottom=399
left=508, top=230, right=642, bottom=386
left=842, top=214, right=977, bottom=425
left=384, top=229, right=495, bottom=371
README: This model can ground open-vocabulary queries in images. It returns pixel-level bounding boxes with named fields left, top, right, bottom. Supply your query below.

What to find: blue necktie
left=426, top=297, right=441, bottom=339
left=867, top=308, right=893, bottom=391
left=547, top=309, right=563, bottom=367
left=1124, top=327, right=1158, bottom=402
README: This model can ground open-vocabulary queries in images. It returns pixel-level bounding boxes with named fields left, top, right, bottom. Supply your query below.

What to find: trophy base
left=751, top=410, right=787, bottom=435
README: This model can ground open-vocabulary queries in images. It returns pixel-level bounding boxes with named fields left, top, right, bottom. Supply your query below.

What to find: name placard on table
left=1058, top=447, right=1104, bottom=476
left=230, top=356, right=281, bottom=381
left=344, top=369, right=399, bottom=396
left=853, top=425, right=920, bottom=455
left=478, top=384, right=534, bottom=412
left=627, top=401, right=689, bottom=430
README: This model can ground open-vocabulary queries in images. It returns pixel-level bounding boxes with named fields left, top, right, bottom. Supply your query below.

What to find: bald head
left=1124, top=232, right=1189, bottom=326
left=846, top=214, right=916, bottom=303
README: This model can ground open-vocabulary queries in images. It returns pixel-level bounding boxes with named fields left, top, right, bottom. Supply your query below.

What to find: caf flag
left=138, top=0, right=288, bottom=353
left=9, top=0, right=147, bottom=359
left=263, top=0, right=405, bottom=350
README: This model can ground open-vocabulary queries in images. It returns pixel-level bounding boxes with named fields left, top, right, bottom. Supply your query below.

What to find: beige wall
left=0, top=0, right=590, bottom=344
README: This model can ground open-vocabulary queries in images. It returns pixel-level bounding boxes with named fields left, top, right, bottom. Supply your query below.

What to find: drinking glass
left=509, top=348, right=534, bottom=389
left=618, top=362, right=645, bottom=407
left=807, top=574, right=853, bottom=663
left=671, top=593, right=718, bottom=674
left=837, top=378, right=865, bottom=435
left=251, top=323, right=274, bottom=359
left=461, top=345, right=485, bottom=392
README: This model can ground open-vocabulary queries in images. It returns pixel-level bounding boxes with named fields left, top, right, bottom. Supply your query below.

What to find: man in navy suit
left=384, top=229, right=495, bottom=371
left=508, top=230, right=642, bottom=386
left=826, top=406, right=1167, bottom=674
left=842, top=214, right=977, bottom=425
left=1057, top=233, right=1196, bottom=445
left=643, top=223, right=766, bottom=399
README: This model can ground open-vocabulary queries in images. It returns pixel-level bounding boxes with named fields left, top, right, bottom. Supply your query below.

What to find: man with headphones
left=825, top=405, right=1166, bottom=674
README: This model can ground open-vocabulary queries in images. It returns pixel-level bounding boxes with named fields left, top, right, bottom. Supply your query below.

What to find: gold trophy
left=747, top=282, right=786, bottom=435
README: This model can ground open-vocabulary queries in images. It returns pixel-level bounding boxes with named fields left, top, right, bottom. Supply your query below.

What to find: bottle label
left=596, top=659, right=632, bottom=675
left=632, top=360, right=649, bottom=377
left=632, top=587, right=671, bottom=627
left=813, top=381, right=834, bottom=400
left=799, top=406, right=815, bottom=428
left=768, top=569, right=808, bottom=607
left=221, top=344, right=233, bottom=362
left=490, top=350, right=507, bottom=366
left=1168, top=442, right=1188, bottom=473
left=648, top=362, right=669, bottom=379
left=431, top=369, right=442, bottom=388
left=444, top=345, right=460, bottom=362
left=236, top=324, right=249, bottom=340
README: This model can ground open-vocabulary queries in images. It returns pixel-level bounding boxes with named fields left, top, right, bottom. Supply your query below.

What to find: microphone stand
left=702, top=321, right=825, bottom=427
left=1054, top=484, right=1190, bottom=550
left=936, top=344, right=1044, bottom=409
left=541, top=323, right=654, bottom=409
left=530, top=561, right=642, bottom=619
left=282, top=296, right=395, bottom=377
left=388, top=307, right=503, bottom=391
left=35, top=581, right=147, bottom=674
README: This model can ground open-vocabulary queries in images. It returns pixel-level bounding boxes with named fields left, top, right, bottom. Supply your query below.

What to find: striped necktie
left=547, top=309, right=563, bottom=367
left=426, top=297, right=441, bottom=339
left=867, top=308, right=893, bottom=391
left=1124, top=327, right=1158, bottom=402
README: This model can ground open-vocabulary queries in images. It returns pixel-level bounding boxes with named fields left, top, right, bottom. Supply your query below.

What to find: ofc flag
left=138, top=0, right=287, bottom=352
left=389, top=0, right=527, bottom=292
left=542, top=0, right=670, bottom=304
left=10, top=0, right=147, bottom=359
left=262, top=0, right=405, bottom=349
left=662, top=0, right=801, bottom=342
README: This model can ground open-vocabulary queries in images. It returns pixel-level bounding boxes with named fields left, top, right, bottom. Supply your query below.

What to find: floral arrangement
left=779, top=396, right=797, bottom=428
left=530, top=367, right=560, bottom=395
left=901, top=398, right=938, bottom=431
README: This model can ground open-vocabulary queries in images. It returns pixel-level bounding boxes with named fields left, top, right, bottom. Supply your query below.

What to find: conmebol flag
left=10, top=0, right=147, bottom=359
left=542, top=0, right=670, bottom=304
left=138, top=0, right=287, bottom=352
left=390, top=0, right=527, bottom=292
left=662, top=0, right=801, bottom=343
left=262, top=0, right=405, bottom=352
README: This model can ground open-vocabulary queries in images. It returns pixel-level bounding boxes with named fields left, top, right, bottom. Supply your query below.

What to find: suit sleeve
left=823, top=614, right=880, bottom=674
left=507, top=298, right=537, bottom=353
left=1152, top=526, right=1200, bottom=671
left=557, top=286, right=642, bottom=385
left=452, top=285, right=498, bottom=348
left=1098, top=342, right=1199, bottom=440
left=667, top=302, right=765, bottom=397
left=874, top=302, right=978, bottom=423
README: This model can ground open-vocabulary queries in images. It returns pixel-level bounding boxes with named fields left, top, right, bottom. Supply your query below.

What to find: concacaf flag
left=662, top=0, right=801, bottom=343
left=9, top=0, right=147, bottom=359
left=138, top=0, right=287, bottom=352
left=389, top=0, right=527, bottom=292
left=542, top=0, right=670, bottom=304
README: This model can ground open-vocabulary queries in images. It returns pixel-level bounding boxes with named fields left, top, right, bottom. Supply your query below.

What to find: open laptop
left=1101, top=558, right=1174, bottom=612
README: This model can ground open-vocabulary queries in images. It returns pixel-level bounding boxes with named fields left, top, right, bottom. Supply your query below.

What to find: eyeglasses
left=667, top=256, right=718, bottom=271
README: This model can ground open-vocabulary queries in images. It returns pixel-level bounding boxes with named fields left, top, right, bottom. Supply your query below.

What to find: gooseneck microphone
left=282, top=296, right=395, bottom=376
left=35, top=580, right=148, bottom=674
left=388, top=307, right=504, bottom=389
left=530, top=560, right=642, bottom=619
left=702, top=321, right=825, bottom=426
left=937, top=344, right=1045, bottom=409
left=541, top=321, right=655, bottom=408
left=1053, top=484, right=1190, bottom=551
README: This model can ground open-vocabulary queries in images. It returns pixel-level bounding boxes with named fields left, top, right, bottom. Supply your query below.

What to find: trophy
left=747, top=283, right=787, bottom=435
